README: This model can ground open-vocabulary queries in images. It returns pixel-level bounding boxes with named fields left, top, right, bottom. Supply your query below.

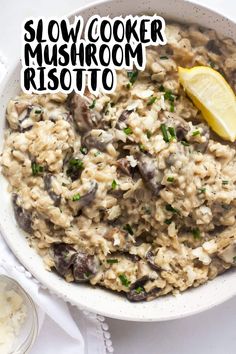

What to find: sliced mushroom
left=116, top=109, right=133, bottom=129
left=66, top=157, right=84, bottom=181
left=137, top=153, right=163, bottom=195
left=206, top=39, right=222, bottom=55
left=53, top=243, right=77, bottom=277
left=127, top=275, right=149, bottom=302
left=146, top=250, right=160, bottom=271
left=83, top=129, right=113, bottom=151
left=67, top=93, right=101, bottom=134
left=44, top=174, right=61, bottom=207
left=12, top=194, right=32, bottom=233
left=73, top=252, right=100, bottom=282
left=116, top=158, right=132, bottom=176
left=77, top=182, right=98, bottom=209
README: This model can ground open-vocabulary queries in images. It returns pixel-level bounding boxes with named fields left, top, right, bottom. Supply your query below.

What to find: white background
left=1, top=1, right=236, bottom=353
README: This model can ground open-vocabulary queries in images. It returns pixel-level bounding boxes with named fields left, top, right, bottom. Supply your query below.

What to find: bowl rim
left=1, top=0, right=236, bottom=322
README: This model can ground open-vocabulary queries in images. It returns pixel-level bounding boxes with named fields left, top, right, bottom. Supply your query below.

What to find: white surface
left=0, top=0, right=236, bottom=352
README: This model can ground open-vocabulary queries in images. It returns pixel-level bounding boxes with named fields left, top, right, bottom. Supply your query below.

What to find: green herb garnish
left=69, top=158, right=83, bottom=168
left=123, top=127, right=133, bottom=135
left=159, top=84, right=165, bottom=92
left=170, top=101, right=175, bottom=112
left=192, top=130, right=200, bottom=136
left=146, top=130, right=152, bottom=139
left=198, top=187, right=206, bottom=194
left=147, top=96, right=157, bottom=106
left=135, top=286, right=144, bottom=294
left=119, top=274, right=131, bottom=287
left=139, top=144, right=146, bottom=152
left=164, top=90, right=175, bottom=102
left=181, top=141, right=190, bottom=146
left=89, top=99, right=96, bottom=109
left=80, top=147, right=88, bottom=155
left=34, top=109, right=42, bottom=114
left=164, top=219, right=172, bottom=225
left=31, top=162, right=44, bottom=176
left=192, top=228, right=201, bottom=240
left=161, top=124, right=169, bottom=143
left=123, top=224, right=134, bottom=235
left=107, top=259, right=118, bottom=264
left=168, top=127, right=176, bottom=139
left=160, top=56, right=168, bottom=60
left=167, top=176, right=174, bottom=182
left=166, top=204, right=179, bottom=213
left=222, top=180, right=229, bottom=185
left=111, top=180, right=117, bottom=190
left=94, top=151, right=101, bottom=157
left=72, top=193, right=81, bottom=201
left=233, top=256, right=236, bottom=263
left=127, top=70, right=138, bottom=85
left=209, top=61, right=215, bottom=68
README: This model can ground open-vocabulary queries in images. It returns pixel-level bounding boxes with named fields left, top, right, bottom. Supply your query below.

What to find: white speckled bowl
left=0, top=0, right=236, bottom=321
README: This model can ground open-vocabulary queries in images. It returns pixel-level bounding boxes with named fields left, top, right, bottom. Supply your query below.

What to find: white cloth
left=0, top=235, right=113, bottom=354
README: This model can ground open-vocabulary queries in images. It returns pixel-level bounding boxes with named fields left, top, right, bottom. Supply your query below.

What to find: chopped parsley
left=168, top=127, right=176, bottom=139
left=89, top=99, right=96, bottom=109
left=161, top=124, right=169, bottom=143
left=80, top=147, right=88, bottom=155
left=147, top=96, right=157, bottom=106
left=192, top=130, right=200, bottom=136
left=127, top=70, right=138, bottom=86
left=94, top=151, right=101, bottom=157
left=107, top=259, right=118, bottom=264
left=164, top=90, right=175, bottom=102
left=166, top=204, right=179, bottom=213
left=111, top=180, right=117, bottom=190
left=164, top=219, right=172, bottom=225
left=209, top=61, right=215, bottom=68
left=222, top=180, right=229, bottom=185
left=198, top=187, right=206, bottom=194
left=192, top=228, right=201, bottom=240
left=167, top=176, right=174, bottom=182
left=146, top=130, right=152, bottom=139
left=34, top=109, right=42, bottom=114
left=123, top=126, right=133, bottom=135
left=170, top=101, right=175, bottom=112
left=72, top=193, right=81, bottom=201
left=233, top=256, right=236, bottom=263
left=110, top=102, right=115, bottom=107
left=181, top=141, right=190, bottom=147
left=139, top=144, right=147, bottom=152
left=135, top=286, right=144, bottom=294
left=119, top=274, right=131, bottom=287
left=67, top=158, right=84, bottom=179
left=159, top=84, right=165, bottom=92
left=31, top=162, right=44, bottom=176
left=69, top=158, right=83, bottom=168
left=160, top=55, right=168, bottom=60
left=123, top=224, right=134, bottom=235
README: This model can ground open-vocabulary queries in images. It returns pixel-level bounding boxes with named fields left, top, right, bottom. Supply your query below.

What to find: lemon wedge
left=178, top=66, right=236, bottom=142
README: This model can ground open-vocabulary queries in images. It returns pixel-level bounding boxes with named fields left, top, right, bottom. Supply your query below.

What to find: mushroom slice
left=67, top=93, right=101, bottom=134
left=44, top=174, right=61, bottom=207
left=12, top=194, right=32, bottom=233
left=127, top=276, right=149, bottom=302
left=53, top=243, right=77, bottom=277
left=73, top=252, right=100, bottom=282
left=137, top=153, right=163, bottom=196
left=77, top=182, right=98, bottom=209
left=83, top=129, right=113, bottom=151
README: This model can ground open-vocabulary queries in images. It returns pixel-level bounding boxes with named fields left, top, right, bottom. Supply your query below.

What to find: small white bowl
left=0, top=275, right=38, bottom=353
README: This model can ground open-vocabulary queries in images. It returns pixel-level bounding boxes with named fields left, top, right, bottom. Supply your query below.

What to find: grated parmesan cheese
left=0, top=282, right=27, bottom=354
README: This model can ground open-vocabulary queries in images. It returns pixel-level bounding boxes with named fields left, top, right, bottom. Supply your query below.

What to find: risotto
left=2, top=22, right=236, bottom=302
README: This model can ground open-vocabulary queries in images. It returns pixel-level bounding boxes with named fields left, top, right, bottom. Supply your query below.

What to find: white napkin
left=0, top=235, right=113, bottom=354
